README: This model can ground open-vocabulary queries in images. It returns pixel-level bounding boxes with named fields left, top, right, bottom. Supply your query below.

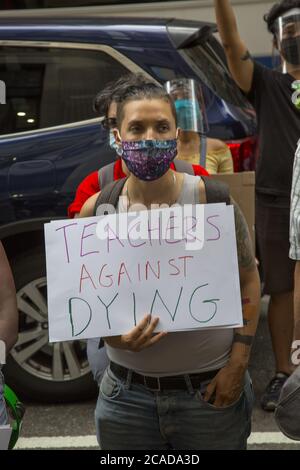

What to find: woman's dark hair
left=116, top=82, right=178, bottom=128
left=264, top=0, right=300, bottom=35
left=93, top=73, right=153, bottom=117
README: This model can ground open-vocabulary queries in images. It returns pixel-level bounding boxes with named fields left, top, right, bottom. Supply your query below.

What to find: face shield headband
left=274, top=8, right=300, bottom=72
left=164, top=78, right=209, bottom=167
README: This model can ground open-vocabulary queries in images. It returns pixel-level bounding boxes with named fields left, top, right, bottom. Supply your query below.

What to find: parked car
left=0, top=12, right=257, bottom=402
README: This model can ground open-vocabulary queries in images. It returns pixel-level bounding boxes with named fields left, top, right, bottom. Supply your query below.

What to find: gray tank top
left=106, top=174, right=233, bottom=376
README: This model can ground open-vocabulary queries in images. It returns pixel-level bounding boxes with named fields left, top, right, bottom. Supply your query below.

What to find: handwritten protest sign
left=45, top=203, right=243, bottom=342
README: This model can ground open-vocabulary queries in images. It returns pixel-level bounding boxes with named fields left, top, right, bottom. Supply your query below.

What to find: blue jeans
left=95, top=366, right=254, bottom=450
left=0, top=371, right=8, bottom=426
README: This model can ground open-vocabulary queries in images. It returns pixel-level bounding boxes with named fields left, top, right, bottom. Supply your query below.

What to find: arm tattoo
left=241, top=50, right=252, bottom=61
left=242, top=304, right=256, bottom=327
left=232, top=199, right=256, bottom=271
left=243, top=299, right=251, bottom=324
left=233, top=333, right=254, bottom=346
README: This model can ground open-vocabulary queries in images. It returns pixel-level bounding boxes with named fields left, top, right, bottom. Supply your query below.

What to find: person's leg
left=95, top=367, right=169, bottom=450
left=87, top=340, right=110, bottom=444
left=268, top=290, right=294, bottom=376
left=166, top=372, right=254, bottom=450
left=260, top=290, right=294, bottom=411
left=0, top=372, right=8, bottom=425
left=0, top=397, right=7, bottom=426
left=256, top=197, right=295, bottom=411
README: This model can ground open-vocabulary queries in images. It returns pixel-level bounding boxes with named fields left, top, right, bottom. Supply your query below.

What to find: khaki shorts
left=256, top=194, right=295, bottom=295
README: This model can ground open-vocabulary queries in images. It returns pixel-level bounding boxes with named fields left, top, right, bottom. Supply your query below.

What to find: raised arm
left=0, top=242, right=18, bottom=354
left=214, top=0, right=254, bottom=93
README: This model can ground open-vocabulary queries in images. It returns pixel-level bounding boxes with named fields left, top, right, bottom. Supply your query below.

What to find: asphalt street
left=14, top=297, right=300, bottom=451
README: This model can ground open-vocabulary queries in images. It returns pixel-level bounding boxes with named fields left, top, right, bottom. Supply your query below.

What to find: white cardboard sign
left=45, top=204, right=243, bottom=342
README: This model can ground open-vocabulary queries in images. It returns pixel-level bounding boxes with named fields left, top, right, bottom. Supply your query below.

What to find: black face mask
left=281, top=36, right=300, bottom=66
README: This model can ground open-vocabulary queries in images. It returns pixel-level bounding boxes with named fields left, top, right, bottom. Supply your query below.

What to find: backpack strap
left=201, top=176, right=231, bottom=205
left=173, top=159, right=194, bottom=175
left=93, top=177, right=128, bottom=216
left=98, top=162, right=115, bottom=190
left=94, top=177, right=128, bottom=349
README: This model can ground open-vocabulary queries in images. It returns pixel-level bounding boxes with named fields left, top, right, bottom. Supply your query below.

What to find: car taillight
left=227, top=137, right=257, bottom=172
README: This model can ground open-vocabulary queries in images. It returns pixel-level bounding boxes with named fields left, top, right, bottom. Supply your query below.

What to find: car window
left=182, top=36, right=253, bottom=109
left=0, top=46, right=128, bottom=135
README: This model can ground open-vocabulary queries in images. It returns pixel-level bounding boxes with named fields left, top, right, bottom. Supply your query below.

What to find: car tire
left=3, top=246, right=97, bottom=403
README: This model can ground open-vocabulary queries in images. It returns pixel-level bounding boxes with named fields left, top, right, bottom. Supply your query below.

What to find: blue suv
left=0, top=12, right=256, bottom=402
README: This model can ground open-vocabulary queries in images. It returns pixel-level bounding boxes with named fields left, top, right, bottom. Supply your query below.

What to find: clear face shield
left=275, top=8, right=300, bottom=73
left=165, top=78, right=209, bottom=167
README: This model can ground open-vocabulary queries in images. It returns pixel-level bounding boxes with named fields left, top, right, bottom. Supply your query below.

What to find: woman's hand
left=204, top=360, right=246, bottom=407
left=104, top=314, right=167, bottom=352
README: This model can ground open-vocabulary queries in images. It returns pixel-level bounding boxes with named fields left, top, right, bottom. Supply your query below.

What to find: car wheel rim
left=12, top=277, right=90, bottom=382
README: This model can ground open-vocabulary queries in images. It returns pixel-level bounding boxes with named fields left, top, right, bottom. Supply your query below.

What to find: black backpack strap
left=93, top=177, right=128, bottom=216
left=94, top=177, right=128, bottom=350
left=201, top=176, right=231, bottom=205
left=98, top=162, right=115, bottom=190
left=173, top=159, right=194, bottom=175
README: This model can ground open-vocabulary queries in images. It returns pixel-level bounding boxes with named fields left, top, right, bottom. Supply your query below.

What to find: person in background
left=167, top=77, right=234, bottom=174
left=206, top=138, right=234, bottom=174
left=290, top=140, right=300, bottom=341
left=214, top=0, right=300, bottom=411
left=177, top=131, right=234, bottom=173
left=0, top=241, right=18, bottom=426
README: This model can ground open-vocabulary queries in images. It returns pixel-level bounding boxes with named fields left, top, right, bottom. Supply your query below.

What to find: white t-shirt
left=106, top=174, right=233, bottom=376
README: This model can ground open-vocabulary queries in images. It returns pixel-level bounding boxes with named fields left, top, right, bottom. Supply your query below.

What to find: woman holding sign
left=80, top=81, right=261, bottom=450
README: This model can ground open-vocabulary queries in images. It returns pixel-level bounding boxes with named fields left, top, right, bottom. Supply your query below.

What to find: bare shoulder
left=79, top=192, right=100, bottom=218
left=207, top=138, right=228, bottom=153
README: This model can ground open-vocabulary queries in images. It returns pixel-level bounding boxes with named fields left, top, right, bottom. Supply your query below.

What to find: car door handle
left=0, top=155, right=16, bottom=162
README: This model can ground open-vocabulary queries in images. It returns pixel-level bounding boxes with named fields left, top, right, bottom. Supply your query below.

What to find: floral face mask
left=121, top=139, right=177, bottom=181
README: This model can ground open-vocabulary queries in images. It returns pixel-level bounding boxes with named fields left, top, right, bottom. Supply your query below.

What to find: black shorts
left=256, top=194, right=295, bottom=295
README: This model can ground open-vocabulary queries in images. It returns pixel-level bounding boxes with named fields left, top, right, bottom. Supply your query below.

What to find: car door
left=0, top=41, right=134, bottom=402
